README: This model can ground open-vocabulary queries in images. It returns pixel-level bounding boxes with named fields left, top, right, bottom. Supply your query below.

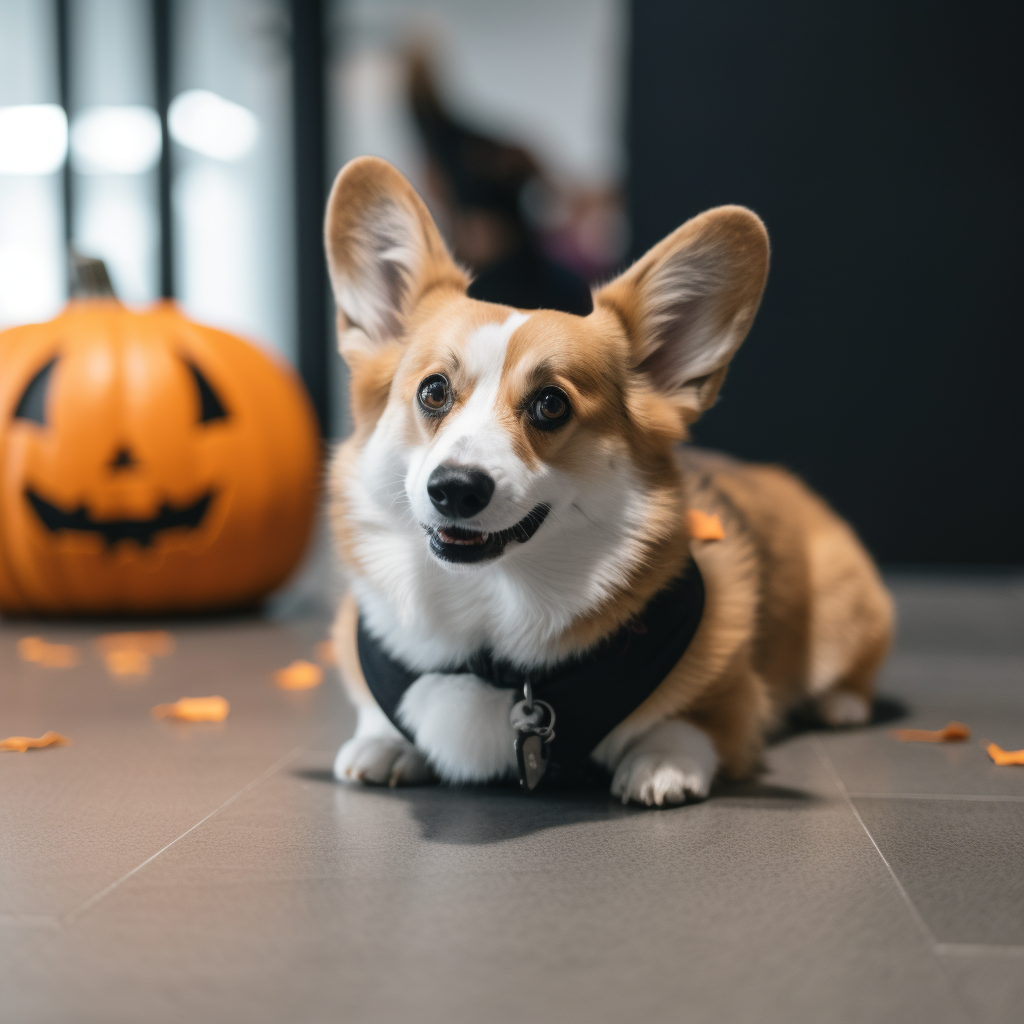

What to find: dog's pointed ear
left=595, top=206, right=769, bottom=421
left=324, top=156, right=467, bottom=358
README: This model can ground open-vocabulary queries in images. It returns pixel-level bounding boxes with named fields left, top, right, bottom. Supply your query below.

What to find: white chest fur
left=347, top=456, right=655, bottom=672
left=396, top=673, right=518, bottom=782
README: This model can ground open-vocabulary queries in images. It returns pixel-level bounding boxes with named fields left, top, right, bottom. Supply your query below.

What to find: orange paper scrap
left=687, top=509, right=726, bottom=541
left=315, top=640, right=337, bottom=666
left=1, top=731, right=70, bottom=752
left=97, top=631, right=175, bottom=656
left=98, top=631, right=175, bottom=676
left=151, top=696, right=229, bottom=722
left=986, top=743, right=1024, bottom=766
left=104, top=649, right=152, bottom=676
left=894, top=721, right=971, bottom=743
left=275, top=659, right=324, bottom=690
left=17, top=636, right=80, bottom=668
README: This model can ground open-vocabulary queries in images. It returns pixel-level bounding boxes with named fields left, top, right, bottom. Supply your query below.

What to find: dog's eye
left=528, top=387, right=571, bottom=431
left=418, top=374, right=452, bottom=416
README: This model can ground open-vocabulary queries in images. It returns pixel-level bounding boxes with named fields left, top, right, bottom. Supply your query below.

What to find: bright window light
left=0, top=175, right=65, bottom=326
left=168, top=89, right=258, bottom=161
left=70, top=106, right=162, bottom=175
left=0, top=105, right=68, bottom=175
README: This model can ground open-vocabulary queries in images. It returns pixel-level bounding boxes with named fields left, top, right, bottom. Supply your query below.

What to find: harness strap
left=357, top=559, right=705, bottom=777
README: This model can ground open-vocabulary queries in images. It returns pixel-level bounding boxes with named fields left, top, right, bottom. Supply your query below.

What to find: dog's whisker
left=548, top=507, right=573, bottom=549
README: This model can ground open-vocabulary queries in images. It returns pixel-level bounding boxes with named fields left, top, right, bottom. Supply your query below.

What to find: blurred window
left=66, top=0, right=160, bottom=305
left=0, top=0, right=65, bottom=327
left=0, top=0, right=294, bottom=366
left=172, top=0, right=294, bottom=360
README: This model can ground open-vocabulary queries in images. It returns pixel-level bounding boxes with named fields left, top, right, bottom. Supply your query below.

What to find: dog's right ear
left=595, top=205, right=769, bottom=423
left=324, top=157, right=467, bottom=360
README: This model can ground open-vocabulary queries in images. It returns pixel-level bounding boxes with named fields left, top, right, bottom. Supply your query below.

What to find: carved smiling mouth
left=25, top=488, right=214, bottom=547
left=426, top=504, right=550, bottom=564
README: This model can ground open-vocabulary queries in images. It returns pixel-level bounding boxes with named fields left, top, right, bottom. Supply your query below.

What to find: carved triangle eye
left=14, top=357, right=58, bottom=425
left=186, top=361, right=228, bottom=423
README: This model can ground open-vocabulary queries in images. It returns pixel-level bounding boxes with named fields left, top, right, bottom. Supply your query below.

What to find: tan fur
left=620, top=449, right=893, bottom=776
left=325, top=156, right=893, bottom=785
left=332, top=591, right=374, bottom=709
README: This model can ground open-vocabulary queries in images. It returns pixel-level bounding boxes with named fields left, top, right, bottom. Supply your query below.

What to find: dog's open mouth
left=426, top=504, right=550, bottom=564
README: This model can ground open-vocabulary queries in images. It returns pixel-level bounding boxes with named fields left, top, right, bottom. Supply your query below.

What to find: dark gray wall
left=628, top=1, right=1021, bottom=563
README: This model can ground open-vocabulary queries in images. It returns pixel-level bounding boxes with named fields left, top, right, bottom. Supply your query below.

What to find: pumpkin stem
left=69, top=249, right=117, bottom=299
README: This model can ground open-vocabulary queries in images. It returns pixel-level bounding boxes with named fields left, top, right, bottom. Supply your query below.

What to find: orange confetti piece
left=275, top=659, right=324, bottom=690
left=97, top=631, right=175, bottom=656
left=687, top=508, right=726, bottom=541
left=315, top=640, right=337, bottom=666
left=104, top=649, right=152, bottom=676
left=1, top=731, right=70, bottom=752
left=97, top=631, right=174, bottom=677
left=17, top=636, right=80, bottom=668
left=894, top=721, right=971, bottom=743
left=151, top=696, right=229, bottom=722
left=95, top=630, right=174, bottom=679
left=986, top=742, right=1024, bottom=766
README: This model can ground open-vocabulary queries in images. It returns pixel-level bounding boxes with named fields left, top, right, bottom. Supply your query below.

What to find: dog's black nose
left=427, top=466, right=495, bottom=519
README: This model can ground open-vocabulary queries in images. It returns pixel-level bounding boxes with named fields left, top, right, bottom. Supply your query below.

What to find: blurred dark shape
left=407, top=52, right=593, bottom=316
left=68, top=250, right=115, bottom=299
left=630, top=0, right=1021, bottom=563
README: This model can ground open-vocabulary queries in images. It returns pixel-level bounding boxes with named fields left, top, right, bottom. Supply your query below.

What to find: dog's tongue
left=437, top=527, right=489, bottom=546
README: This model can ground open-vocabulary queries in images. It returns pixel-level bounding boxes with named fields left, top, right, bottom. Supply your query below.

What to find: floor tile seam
left=810, top=736, right=938, bottom=946
left=61, top=741, right=312, bottom=927
left=847, top=792, right=1024, bottom=802
left=811, top=740, right=979, bottom=1017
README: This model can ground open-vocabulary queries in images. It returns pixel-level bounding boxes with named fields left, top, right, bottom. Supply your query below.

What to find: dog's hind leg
left=813, top=635, right=891, bottom=728
left=805, top=528, right=894, bottom=728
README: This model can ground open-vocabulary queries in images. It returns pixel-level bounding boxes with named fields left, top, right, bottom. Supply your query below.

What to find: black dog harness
left=358, top=560, right=705, bottom=790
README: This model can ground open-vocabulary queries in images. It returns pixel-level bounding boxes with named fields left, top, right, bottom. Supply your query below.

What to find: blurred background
left=1, top=0, right=1019, bottom=564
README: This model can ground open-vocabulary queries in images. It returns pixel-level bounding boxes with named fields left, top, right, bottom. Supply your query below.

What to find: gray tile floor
left=2, top=556, right=1022, bottom=1024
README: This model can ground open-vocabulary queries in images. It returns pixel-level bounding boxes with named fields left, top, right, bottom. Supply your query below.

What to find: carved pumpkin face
left=0, top=299, right=318, bottom=614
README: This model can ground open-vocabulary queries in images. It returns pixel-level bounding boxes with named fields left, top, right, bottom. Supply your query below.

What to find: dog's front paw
left=333, top=735, right=434, bottom=787
left=603, top=718, right=718, bottom=808
left=611, top=751, right=712, bottom=807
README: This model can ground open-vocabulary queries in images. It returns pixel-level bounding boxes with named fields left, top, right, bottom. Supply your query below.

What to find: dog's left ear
left=324, top=156, right=467, bottom=359
left=595, top=205, right=769, bottom=421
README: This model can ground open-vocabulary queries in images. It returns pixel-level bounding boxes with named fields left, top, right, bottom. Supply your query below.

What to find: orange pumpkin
left=0, top=273, right=319, bottom=615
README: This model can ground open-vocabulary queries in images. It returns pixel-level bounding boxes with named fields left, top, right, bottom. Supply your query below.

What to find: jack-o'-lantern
left=0, top=260, right=319, bottom=614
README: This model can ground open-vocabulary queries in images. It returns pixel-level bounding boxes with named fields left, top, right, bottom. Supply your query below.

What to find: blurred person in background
left=407, top=51, right=593, bottom=316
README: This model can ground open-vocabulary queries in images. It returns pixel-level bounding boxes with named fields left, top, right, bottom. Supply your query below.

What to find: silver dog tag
left=515, top=732, right=548, bottom=791
left=510, top=682, right=555, bottom=792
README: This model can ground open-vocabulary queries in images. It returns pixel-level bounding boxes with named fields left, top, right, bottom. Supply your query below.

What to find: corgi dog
left=324, top=156, right=892, bottom=806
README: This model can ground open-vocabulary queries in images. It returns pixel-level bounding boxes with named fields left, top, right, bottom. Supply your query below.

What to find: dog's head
left=325, top=157, right=768, bottom=581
